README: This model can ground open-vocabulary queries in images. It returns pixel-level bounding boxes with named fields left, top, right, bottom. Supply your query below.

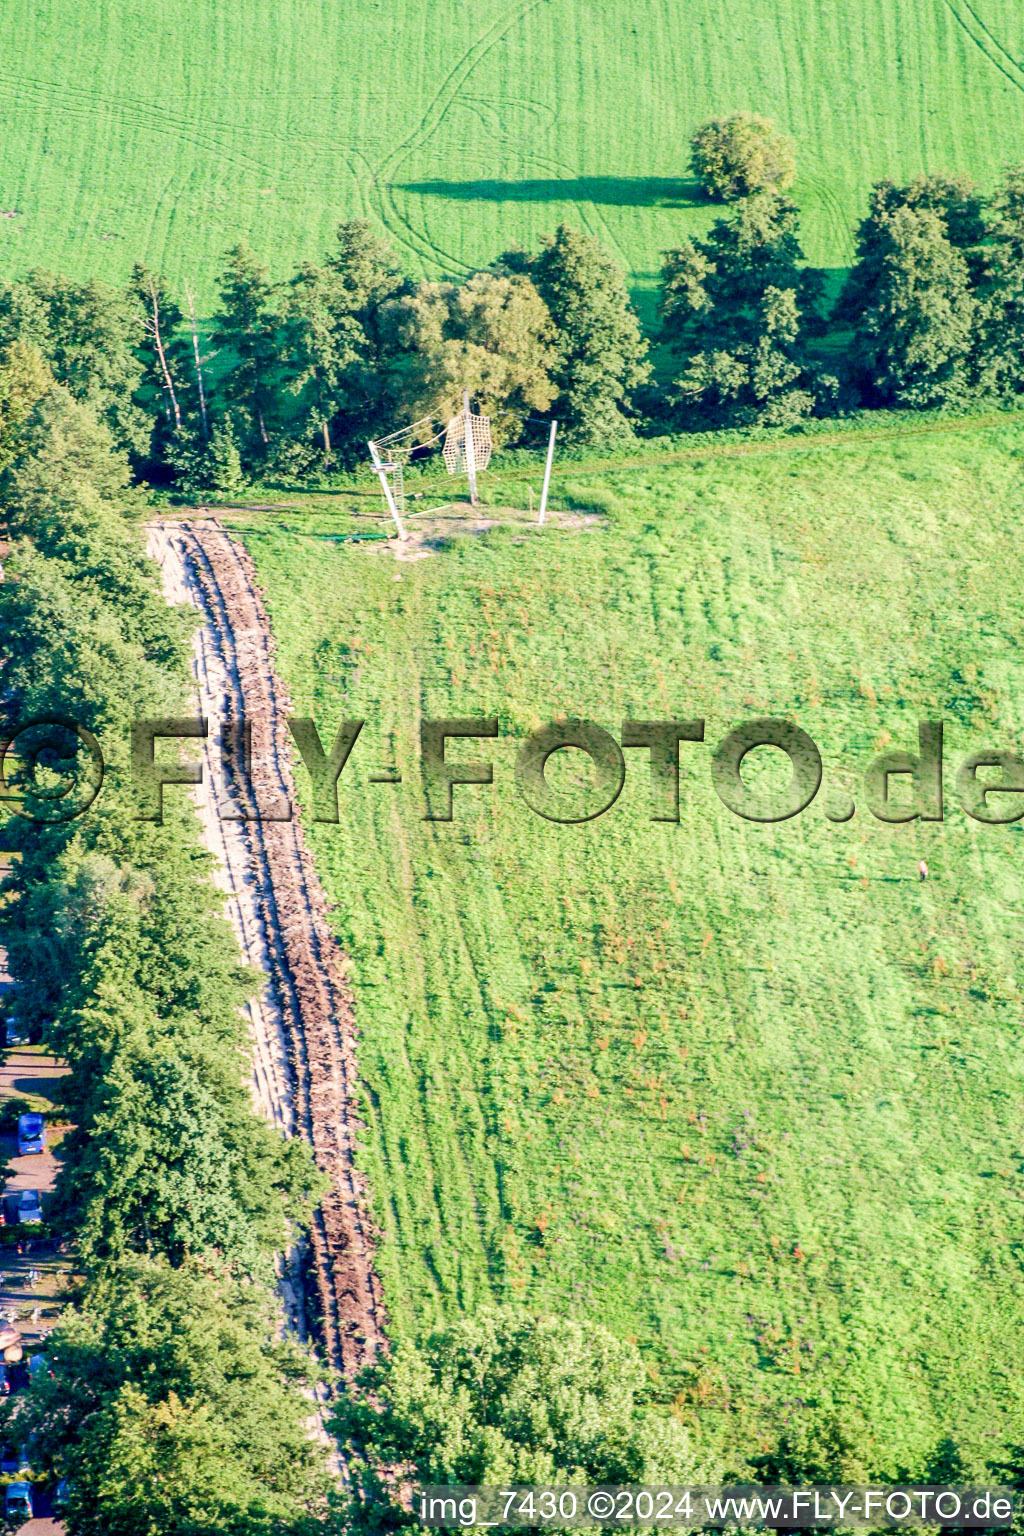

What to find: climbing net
left=368, top=401, right=493, bottom=524
left=442, top=406, right=492, bottom=475
left=367, top=415, right=444, bottom=521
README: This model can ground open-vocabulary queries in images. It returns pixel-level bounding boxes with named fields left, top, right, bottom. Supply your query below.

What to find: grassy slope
left=240, top=419, right=1024, bottom=1469
left=4, top=0, right=1024, bottom=313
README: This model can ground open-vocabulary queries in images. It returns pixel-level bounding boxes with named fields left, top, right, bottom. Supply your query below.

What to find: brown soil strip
left=147, top=517, right=386, bottom=1380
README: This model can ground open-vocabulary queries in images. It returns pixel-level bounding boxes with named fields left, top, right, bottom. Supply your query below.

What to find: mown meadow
left=239, top=417, right=1024, bottom=1470
left=5, top=0, right=1024, bottom=310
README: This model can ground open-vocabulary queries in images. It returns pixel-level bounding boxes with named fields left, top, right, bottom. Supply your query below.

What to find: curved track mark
left=940, top=0, right=1024, bottom=94
left=366, top=0, right=549, bottom=273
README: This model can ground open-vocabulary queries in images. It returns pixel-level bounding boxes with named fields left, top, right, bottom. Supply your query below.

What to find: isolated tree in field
left=660, top=192, right=822, bottom=426
left=524, top=224, right=649, bottom=442
left=282, top=220, right=407, bottom=461
left=334, top=1310, right=713, bottom=1530
left=213, top=243, right=282, bottom=457
left=0, top=271, right=150, bottom=456
left=380, top=270, right=557, bottom=441
left=837, top=199, right=976, bottom=408
left=690, top=113, right=796, bottom=201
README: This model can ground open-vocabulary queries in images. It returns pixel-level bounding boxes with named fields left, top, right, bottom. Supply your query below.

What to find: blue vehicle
left=16, top=1114, right=44, bottom=1157
left=4, top=1480, right=32, bottom=1522
left=16, top=1189, right=41, bottom=1225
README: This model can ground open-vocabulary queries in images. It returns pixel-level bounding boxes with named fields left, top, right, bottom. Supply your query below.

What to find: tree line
left=3, top=120, right=1024, bottom=495
left=0, top=353, right=332, bottom=1531
left=663, top=119, right=1024, bottom=428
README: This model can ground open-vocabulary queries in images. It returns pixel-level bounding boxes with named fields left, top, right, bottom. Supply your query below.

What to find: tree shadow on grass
left=399, top=176, right=706, bottom=208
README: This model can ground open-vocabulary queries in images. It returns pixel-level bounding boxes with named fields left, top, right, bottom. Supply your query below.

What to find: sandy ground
left=147, top=521, right=309, bottom=1339
left=373, top=501, right=604, bottom=560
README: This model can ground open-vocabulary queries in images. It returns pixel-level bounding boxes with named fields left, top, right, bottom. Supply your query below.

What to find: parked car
left=3, top=1020, right=26, bottom=1048
left=54, top=1476, right=70, bottom=1510
left=27, top=1354, right=45, bottom=1380
left=15, top=1190, right=41, bottom=1225
left=4, top=1480, right=32, bottom=1523
left=15, top=1114, right=44, bottom=1157
left=0, top=1366, right=9, bottom=1397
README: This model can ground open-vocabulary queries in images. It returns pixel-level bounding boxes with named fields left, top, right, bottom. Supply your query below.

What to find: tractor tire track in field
left=796, top=167, right=854, bottom=265
left=148, top=517, right=386, bottom=1381
left=0, top=69, right=283, bottom=182
left=940, top=0, right=1024, bottom=94
left=367, top=0, right=550, bottom=272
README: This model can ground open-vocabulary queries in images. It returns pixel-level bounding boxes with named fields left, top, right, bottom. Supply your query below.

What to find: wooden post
left=538, top=419, right=557, bottom=525
left=368, top=441, right=407, bottom=541
left=463, top=390, right=479, bottom=506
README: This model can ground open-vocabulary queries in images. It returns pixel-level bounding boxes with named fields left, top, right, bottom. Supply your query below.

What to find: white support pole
left=463, top=390, right=479, bottom=506
left=537, top=419, right=557, bottom=525
left=368, top=440, right=407, bottom=541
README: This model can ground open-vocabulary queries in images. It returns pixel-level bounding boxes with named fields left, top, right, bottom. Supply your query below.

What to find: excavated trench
left=147, top=517, right=385, bottom=1380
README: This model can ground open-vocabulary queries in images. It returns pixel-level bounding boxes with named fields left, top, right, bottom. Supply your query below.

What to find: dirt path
left=146, top=518, right=386, bottom=1380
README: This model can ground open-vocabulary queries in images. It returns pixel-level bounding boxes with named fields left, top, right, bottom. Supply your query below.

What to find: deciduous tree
left=381, top=270, right=556, bottom=442
left=14, top=1257, right=326, bottom=1535
left=660, top=193, right=821, bottom=426
left=837, top=199, right=976, bottom=408
left=525, top=225, right=649, bottom=443
left=0, top=272, right=150, bottom=455
left=335, top=1310, right=714, bottom=1531
left=690, top=113, right=796, bottom=201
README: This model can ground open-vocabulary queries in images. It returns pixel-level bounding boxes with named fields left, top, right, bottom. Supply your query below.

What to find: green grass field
left=237, top=417, right=1024, bottom=1470
left=5, top=0, right=1024, bottom=313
